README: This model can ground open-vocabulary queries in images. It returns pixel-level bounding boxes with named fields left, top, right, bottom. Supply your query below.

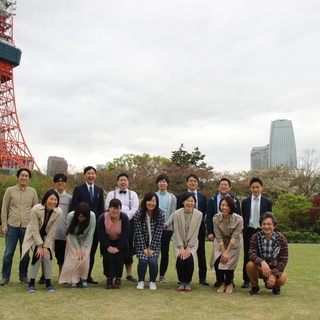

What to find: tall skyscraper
left=269, top=119, right=297, bottom=168
left=251, top=145, right=269, bottom=170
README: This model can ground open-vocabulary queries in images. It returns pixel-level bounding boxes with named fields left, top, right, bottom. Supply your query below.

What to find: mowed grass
left=0, top=237, right=319, bottom=320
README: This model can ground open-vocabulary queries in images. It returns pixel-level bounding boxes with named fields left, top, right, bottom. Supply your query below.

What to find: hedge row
left=282, top=231, right=320, bottom=243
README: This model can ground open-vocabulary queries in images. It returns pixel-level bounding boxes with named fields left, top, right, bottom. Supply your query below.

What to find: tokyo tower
left=0, top=1, right=39, bottom=170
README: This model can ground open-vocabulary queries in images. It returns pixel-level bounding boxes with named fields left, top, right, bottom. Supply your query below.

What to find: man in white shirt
left=105, top=173, right=139, bottom=282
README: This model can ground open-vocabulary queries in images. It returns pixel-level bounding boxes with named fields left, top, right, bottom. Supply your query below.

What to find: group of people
left=0, top=167, right=288, bottom=295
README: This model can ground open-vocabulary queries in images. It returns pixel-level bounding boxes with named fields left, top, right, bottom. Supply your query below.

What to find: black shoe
left=38, top=275, right=45, bottom=284
left=87, top=277, right=98, bottom=284
left=213, top=281, right=221, bottom=288
left=241, top=281, right=250, bottom=288
left=272, top=288, right=281, bottom=295
left=249, top=286, right=260, bottom=295
left=126, top=275, right=137, bottom=282
left=199, top=279, right=209, bottom=286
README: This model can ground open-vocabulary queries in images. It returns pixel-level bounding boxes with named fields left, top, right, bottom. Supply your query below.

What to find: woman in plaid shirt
left=134, top=193, right=165, bottom=290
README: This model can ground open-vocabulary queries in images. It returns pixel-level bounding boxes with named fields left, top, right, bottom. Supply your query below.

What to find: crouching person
left=247, top=212, right=288, bottom=295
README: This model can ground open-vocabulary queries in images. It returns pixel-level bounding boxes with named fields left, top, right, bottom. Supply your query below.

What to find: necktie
left=89, top=186, right=94, bottom=203
left=253, top=197, right=259, bottom=228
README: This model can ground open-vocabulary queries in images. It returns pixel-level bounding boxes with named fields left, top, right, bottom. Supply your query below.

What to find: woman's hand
left=75, top=248, right=86, bottom=261
left=221, top=251, right=229, bottom=264
left=35, top=246, right=49, bottom=259
left=178, top=247, right=191, bottom=260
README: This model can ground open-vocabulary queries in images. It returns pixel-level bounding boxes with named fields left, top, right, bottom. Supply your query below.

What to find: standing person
left=58, top=202, right=96, bottom=289
left=71, top=166, right=104, bottom=284
left=247, top=212, right=288, bottom=295
left=21, top=190, right=62, bottom=292
left=98, top=199, right=130, bottom=289
left=105, top=173, right=139, bottom=282
left=173, top=192, right=202, bottom=292
left=211, top=196, right=243, bottom=294
left=241, top=178, right=272, bottom=288
left=39, top=173, right=72, bottom=284
left=206, top=178, right=241, bottom=287
left=134, top=193, right=164, bottom=290
left=177, top=174, right=208, bottom=285
left=155, top=174, right=176, bottom=283
left=0, top=168, right=38, bottom=286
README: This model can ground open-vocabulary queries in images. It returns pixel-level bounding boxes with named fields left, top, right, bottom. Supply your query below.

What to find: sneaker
left=28, top=286, right=35, bottom=293
left=249, top=286, right=260, bottom=295
left=149, top=282, right=157, bottom=290
left=136, top=281, right=144, bottom=290
left=46, top=285, right=55, bottom=292
left=19, top=277, right=30, bottom=284
left=0, top=278, right=9, bottom=286
left=38, top=275, right=45, bottom=284
left=159, top=276, right=167, bottom=283
left=70, top=283, right=77, bottom=289
left=273, top=288, right=281, bottom=295
left=82, top=281, right=89, bottom=289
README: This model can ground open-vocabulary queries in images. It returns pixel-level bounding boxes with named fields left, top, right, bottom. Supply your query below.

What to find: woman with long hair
left=21, top=189, right=62, bottom=293
left=211, top=195, right=243, bottom=293
left=172, top=192, right=202, bottom=292
left=58, top=202, right=96, bottom=289
left=98, top=198, right=130, bottom=289
left=134, top=192, right=164, bottom=290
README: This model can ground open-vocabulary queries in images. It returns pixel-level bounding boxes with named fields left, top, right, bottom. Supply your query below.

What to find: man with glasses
left=0, top=168, right=38, bottom=286
left=105, top=173, right=139, bottom=282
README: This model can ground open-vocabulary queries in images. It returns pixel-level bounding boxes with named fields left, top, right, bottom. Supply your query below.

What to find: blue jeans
left=1, top=225, right=30, bottom=279
left=137, top=257, right=158, bottom=282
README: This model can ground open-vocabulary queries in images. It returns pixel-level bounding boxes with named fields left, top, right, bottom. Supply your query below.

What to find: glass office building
left=269, top=119, right=297, bottom=168
left=251, top=145, right=269, bottom=170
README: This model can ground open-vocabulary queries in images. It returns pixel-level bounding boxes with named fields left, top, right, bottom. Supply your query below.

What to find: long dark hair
left=139, top=192, right=159, bottom=220
left=66, top=202, right=91, bottom=235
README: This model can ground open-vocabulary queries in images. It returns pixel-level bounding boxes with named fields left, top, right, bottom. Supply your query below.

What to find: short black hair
left=117, top=173, right=129, bottom=181
left=250, top=177, right=263, bottom=187
left=17, top=168, right=31, bottom=179
left=156, top=174, right=169, bottom=184
left=260, top=211, right=277, bottom=226
left=186, top=174, right=199, bottom=182
left=84, top=166, right=96, bottom=174
left=219, top=178, right=231, bottom=187
left=109, top=198, right=122, bottom=208
left=53, top=173, right=67, bottom=183
left=181, top=191, right=197, bottom=204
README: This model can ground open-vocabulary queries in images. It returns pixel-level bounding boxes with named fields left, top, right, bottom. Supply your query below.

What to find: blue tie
left=89, top=186, right=94, bottom=203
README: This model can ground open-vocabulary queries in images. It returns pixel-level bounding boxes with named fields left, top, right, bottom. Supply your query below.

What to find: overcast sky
left=11, top=0, right=320, bottom=173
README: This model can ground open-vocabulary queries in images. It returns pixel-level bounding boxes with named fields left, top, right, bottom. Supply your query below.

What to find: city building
left=269, top=119, right=297, bottom=168
left=47, top=156, right=68, bottom=176
left=251, top=145, right=269, bottom=170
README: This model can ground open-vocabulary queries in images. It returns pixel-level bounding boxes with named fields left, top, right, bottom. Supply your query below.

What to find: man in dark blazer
left=206, top=178, right=241, bottom=287
left=241, top=177, right=272, bottom=288
left=71, top=166, right=105, bottom=284
left=177, top=174, right=208, bottom=285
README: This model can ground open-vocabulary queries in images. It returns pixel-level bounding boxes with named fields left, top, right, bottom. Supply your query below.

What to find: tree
left=273, top=194, right=313, bottom=231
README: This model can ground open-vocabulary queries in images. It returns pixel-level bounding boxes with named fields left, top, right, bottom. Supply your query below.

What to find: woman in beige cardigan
left=21, top=189, right=62, bottom=293
left=211, top=195, right=243, bottom=294
left=172, top=192, right=202, bottom=292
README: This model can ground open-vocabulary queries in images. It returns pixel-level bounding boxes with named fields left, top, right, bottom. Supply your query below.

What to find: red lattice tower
left=0, top=1, right=39, bottom=170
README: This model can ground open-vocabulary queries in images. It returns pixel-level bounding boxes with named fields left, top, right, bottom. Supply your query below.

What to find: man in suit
left=177, top=174, right=208, bottom=285
left=206, top=178, right=241, bottom=287
left=241, top=177, right=272, bottom=288
left=71, top=166, right=104, bottom=284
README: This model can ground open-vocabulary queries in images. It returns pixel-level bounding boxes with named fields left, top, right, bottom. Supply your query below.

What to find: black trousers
left=124, top=219, right=134, bottom=265
left=102, top=248, right=125, bottom=279
left=176, top=255, right=194, bottom=283
left=197, top=220, right=207, bottom=280
left=243, top=227, right=259, bottom=282
left=160, top=230, right=173, bottom=277
left=88, top=232, right=98, bottom=279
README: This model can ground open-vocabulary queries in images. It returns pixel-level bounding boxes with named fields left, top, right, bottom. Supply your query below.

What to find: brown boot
left=114, top=278, right=121, bottom=289
left=106, top=278, right=114, bottom=289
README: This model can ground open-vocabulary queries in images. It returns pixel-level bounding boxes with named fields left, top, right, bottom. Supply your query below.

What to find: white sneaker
left=136, top=281, right=144, bottom=290
left=149, top=282, right=157, bottom=290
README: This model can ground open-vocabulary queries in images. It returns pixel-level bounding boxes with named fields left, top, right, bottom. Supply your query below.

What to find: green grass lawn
left=0, top=237, right=319, bottom=320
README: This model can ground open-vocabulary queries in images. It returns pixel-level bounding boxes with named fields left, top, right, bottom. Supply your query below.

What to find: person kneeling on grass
left=247, top=211, right=288, bottom=295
